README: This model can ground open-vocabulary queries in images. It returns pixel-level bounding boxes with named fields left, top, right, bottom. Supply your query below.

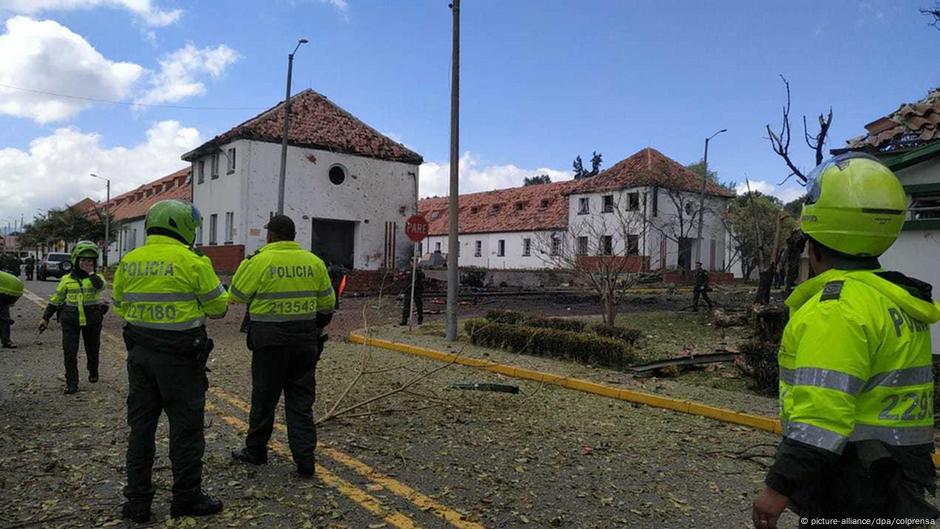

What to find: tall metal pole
left=696, top=128, right=726, bottom=268
left=277, top=39, right=307, bottom=215
left=446, top=0, right=460, bottom=341
left=104, top=178, right=110, bottom=268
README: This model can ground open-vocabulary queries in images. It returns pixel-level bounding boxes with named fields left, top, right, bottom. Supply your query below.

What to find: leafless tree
left=923, top=2, right=940, bottom=29
left=536, top=197, right=646, bottom=325
left=766, top=75, right=832, bottom=186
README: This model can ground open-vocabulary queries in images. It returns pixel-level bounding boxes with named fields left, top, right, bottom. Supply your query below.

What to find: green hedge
left=525, top=317, right=586, bottom=333
left=485, top=310, right=526, bottom=324
left=591, top=324, right=641, bottom=345
left=464, top=318, right=635, bottom=369
left=485, top=310, right=586, bottom=333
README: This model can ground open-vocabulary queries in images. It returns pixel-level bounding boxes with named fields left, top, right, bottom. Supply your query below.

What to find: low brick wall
left=198, top=244, right=245, bottom=275
left=661, top=270, right=734, bottom=285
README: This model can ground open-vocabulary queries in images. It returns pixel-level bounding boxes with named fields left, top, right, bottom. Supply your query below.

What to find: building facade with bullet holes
left=182, top=89, right=423, bottom=273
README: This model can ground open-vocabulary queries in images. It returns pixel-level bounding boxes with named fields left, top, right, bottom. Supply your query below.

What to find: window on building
left=600, top=235, right=613, bottom=256
left=540, top=199, right=550, bottom=209
left=474, top=240, right=482, bottom=257
left=131, top=229, right=137, bottom=250
left=514, top=202, right=525, bottom=211
left=577, top=236, right=589, bottom=256
left=417, top=242, right=423, bottom=256
left=435, top=242, right=441, bottom=252
left=329, top=165, right=346, bottom=185
left=209, top=214, right=218, bottom=245
left=470, top=206, right=479, bottom=214
left=911, top=193, right=940, bottom=220
left=602, top=195, right=614, bottom=213
left=195, top=225, right=203, bottom=246
left=226, top=148, right=236, bottom=173
left=430, top=210, right=441, bottom=220
left=489, top=204, right=502, bottom=215
left=522, top=238, right=531, bottom=256
left=550, top=236, right=561, bottom=256
left=210, top=154, right=219, bottom=179
left=197, top=160, right=205, bottom=184
left=224, top=212, right=234, bottom=243
left=497, top=240, right=505, bottom=257
left=628, top=192, right=640, bottom=211
left=627, top=234, right=639, bottom=256
left=578, top=197, right=590, bottom=215
left=684, top=201, right=695, bottom=216
left=652, top=187, right=659, bottom=217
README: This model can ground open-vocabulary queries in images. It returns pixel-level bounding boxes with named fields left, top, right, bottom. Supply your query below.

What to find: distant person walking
left=691, top=261, right=713, bottom=312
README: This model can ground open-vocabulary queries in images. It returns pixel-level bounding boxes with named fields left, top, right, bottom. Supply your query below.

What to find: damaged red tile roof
left=102, top=167, right=192, bottom=222
left=182, top=89, right=423, bottom=165
left=845, top=87, right=940, bottom=152
left=570, top=148, right=735, bottom=198
left=419, top=180, right=580, bottom=236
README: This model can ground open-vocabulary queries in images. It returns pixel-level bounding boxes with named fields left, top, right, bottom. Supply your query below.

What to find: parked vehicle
left=38, top=252, right=72, bottom=281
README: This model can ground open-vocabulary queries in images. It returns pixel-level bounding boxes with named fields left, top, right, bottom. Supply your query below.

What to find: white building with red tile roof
left=182, top=89, right=422, bottom=272
left=99, top=167, right=191, bottom=264
left=420, top=148, right=734, bottom=273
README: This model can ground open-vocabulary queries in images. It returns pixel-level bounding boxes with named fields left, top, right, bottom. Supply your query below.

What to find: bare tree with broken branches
left=766, top=75, right=832, bottom=186
left=536, top=196, right=646, bottom=325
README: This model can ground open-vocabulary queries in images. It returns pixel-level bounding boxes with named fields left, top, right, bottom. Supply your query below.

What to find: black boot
left=231, top=447, right=267, bottom=465
left=121, top=501, right=151, bottom=523
left=295, top=459, right=315, bottom=478
left=88, top=373, right=98, bottom=383
left=170, top=492, right=223, bottom=518
left=64, top=386, right=77, bottom=395
left=2, top=341, right=16, bottom=349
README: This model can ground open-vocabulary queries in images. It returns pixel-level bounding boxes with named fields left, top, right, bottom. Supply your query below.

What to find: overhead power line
left=0, top=82, right=264, bottom=111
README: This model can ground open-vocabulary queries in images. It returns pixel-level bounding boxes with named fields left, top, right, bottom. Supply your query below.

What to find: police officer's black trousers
left=61, top=321, right=100, bottom=388
left=245, top=343, right=319, bottom=466
left=692, top=289, right=712, bottom=310
left=124, top=344, right=207, bottom=504
left=0, top=304, right=11, bottom=344
left=401, top=293, right=423, bottom=324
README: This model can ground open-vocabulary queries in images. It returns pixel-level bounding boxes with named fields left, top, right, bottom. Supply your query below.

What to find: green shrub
left=525, top=317, right=586, bottom=333
left=485, top=310, right=525, bottom=324
left=463, top=318, right=635, bottom=370
left=591, top=324, right=641, bottom=345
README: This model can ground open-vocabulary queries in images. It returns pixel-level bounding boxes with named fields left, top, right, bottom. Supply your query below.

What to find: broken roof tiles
left=182, top=89, right=423, bottom=165
left=845, top=87, right=940, bottom=152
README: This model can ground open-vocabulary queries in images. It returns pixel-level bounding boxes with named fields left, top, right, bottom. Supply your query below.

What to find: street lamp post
left=277, top=38, right=309, bottom=215
left=695, top=128, right=727, bottom=268
left=90, top=173, right=110, bottom=268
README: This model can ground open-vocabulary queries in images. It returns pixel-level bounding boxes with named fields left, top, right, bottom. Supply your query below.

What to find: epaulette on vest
left=820, top=280, right=844, bottom=302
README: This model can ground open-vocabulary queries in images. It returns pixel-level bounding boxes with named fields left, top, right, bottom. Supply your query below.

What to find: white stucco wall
left=191, top=139, right=419, bottom=270
left=879, top=158, right=940, bottom=354
left=567, top=186, right=728, bottom=271
left=105, top=217, right=145, bottom=265
left=424, top=230, right=556, bottom=270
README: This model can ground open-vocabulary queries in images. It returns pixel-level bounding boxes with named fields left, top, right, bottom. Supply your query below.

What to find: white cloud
left=419, top=151, right=571, bottom=198
left=319, top=0, right=347, bottom=12
left=739, top=179, right=806, bottom=204
left=0, top=0, right=182, bottom=26
left=0, top=16, right=143, bottom=123
left=0, top=120, right=201, bottom=221
left=135, top=43, right=239, bottom=105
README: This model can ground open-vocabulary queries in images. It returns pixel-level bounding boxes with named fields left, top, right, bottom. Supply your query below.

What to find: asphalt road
left=0, top=278, right=797, bottom=528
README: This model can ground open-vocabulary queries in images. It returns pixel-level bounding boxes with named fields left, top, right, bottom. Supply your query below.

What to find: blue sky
left=1, top=0, right=939, bottom=226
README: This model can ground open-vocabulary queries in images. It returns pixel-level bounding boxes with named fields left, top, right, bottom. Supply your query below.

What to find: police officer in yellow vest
left=0, top=269, right=23, bottom=348
left=39, top=241, right=107, bottom=394
left=229, top=215, right=335, bottom=477
left=112, top=200, right=228, bottom=523
left=752, top=153, right=940, bottom=528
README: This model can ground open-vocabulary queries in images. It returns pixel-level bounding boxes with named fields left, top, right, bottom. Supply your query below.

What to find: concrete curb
left=348, top=331, right=940, bottom=469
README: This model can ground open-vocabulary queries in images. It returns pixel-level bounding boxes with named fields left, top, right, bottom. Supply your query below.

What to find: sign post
left=404, top=215, right=429, bottom=329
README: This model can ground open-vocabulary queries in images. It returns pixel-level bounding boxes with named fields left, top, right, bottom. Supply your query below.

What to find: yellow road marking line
left=210, top=386, right=484, bottom=529
left=206, top=401, right=419, bottom=529
left=349, top=332, right=940, bottom=469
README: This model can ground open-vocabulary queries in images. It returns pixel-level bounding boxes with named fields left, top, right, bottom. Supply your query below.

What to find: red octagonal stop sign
left=405, top=214, right=429, bottom=242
